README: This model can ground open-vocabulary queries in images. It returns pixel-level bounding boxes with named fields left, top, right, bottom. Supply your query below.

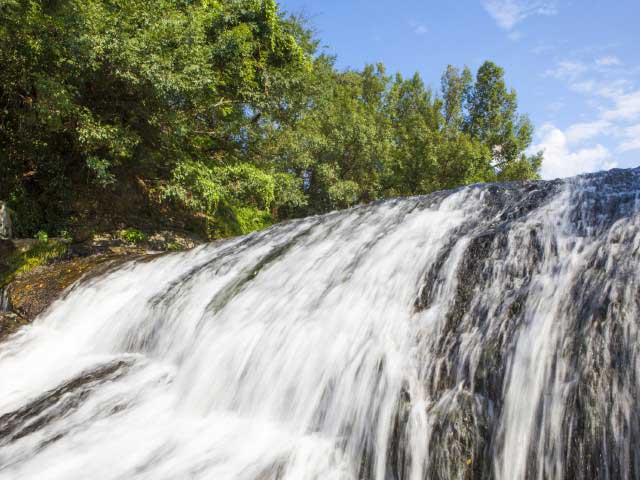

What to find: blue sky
left=277, top=0, right=640, bottom=179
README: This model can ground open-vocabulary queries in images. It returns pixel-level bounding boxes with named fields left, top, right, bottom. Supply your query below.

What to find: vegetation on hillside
left=0, top=0, right=542, bottom=239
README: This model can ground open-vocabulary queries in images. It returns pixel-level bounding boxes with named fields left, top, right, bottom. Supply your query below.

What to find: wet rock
left=6, top=255, right=131, bottom=321
left=254, top=462, right=286, bottom=480
left=0, top=311, right=29, bottom=342
left=0, top=360, right=130, bottom=445
left=0, top=228, right=203, bottom=341
left=425, top=390, right=491, bottom=480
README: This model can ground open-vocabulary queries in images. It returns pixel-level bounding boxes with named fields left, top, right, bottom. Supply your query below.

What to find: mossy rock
left=0, top=239, right=69, bottom=288
left=6, top=255, right=126, bottom=321
left=0, top=231, right=194, bottom=340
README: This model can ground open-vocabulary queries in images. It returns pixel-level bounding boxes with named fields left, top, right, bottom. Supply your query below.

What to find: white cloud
left=619, top=124, right=640, bottom=152
left=538, top=56, right=638, bottom=176
left=595, top=80, right=632, bottom=99
left=595, top=55, right=622, bottom=67
left=532, top=123, right=616, bottom=179
left=565, top=121, right=611, bottom=144
left=483, top=0, right=557, bottom=30
left=619, top=139, right=640, bottom=153
left=414, top=24, right=428, bottom=35
left=531, top=42, right=555, bottom=55
left=547, top=58, right=628, bottom=92
left=408, top=20, right=428, bottom=35
left=508, top=30, right=523, bottom=41
left=546, top=100, right=565, bottom=112
left=569, top=80, right=596, bottom=94
left=545, top=61, right=588, bottom=80
left=531, top=55, right=640, bottom=178
left=603, top=90, right=640, bottom=121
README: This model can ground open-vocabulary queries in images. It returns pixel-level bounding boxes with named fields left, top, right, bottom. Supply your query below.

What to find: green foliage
left=166, top=242, right=184, bottom=252
left=0, top=1, right=543, bottom=240
left=35, top=231, right=48, bottom=242
left=215, top=205, right=273, bottom=238
left=464, top=62, right=540, bottom=177
left=120, top=228, right=146, bottom=245
left=233, top=207, right=274, bottom=236
left=58, top=230, right=72, bottom=241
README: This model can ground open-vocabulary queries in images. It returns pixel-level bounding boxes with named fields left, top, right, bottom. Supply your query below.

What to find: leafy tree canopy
left=0, top=0, right=542, bottom=238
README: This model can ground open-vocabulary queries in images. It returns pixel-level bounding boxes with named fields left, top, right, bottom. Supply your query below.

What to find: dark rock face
left=0, top=239, right=16, bottom=261
left=0, top=240, right=16, bottom=286
left=0, top=360, right=130, bottom=447
left=395, top=169, right=640, bottom=479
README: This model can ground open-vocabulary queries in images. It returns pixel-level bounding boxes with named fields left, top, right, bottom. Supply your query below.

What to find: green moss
left=1, top=240, right=68, bottom=287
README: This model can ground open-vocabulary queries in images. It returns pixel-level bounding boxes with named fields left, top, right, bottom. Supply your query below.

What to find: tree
left=441, top=65, right=472, bottom=132
left=465, top=61, right=541, bottom=180
left=0, top=0, right=310, bottom=236
left=0, top=2, right=542, bottom=239
left=283, top=63, right=393, bottom=213
left=384, top=73, right=441, bottom=196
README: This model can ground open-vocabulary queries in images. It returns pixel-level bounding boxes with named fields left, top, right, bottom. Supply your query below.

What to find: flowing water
left=0, top=289, right=9, bottom=313
left=1, top=168, right=639, bottom=479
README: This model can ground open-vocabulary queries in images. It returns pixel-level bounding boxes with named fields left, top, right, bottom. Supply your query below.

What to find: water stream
left=0, top=168, right=639, bottom=479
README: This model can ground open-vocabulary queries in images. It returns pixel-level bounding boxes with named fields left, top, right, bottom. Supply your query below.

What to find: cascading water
left=0, top=168, right=639, bottom=480
left=0, top=289, right=9, bottom=313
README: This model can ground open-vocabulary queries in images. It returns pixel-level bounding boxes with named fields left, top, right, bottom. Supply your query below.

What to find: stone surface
left=0, top=228, right=203, bottom=344
left=0, top=202, right=12, bottom=239
left=6, top=254, right=135, bottom=322
left=0, top=239, right=16, bottom=262
left=0, top=312, right=29, bottom=342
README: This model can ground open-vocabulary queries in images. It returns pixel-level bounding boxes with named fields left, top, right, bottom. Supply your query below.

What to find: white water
left=1, top=169, right=639, bottom=479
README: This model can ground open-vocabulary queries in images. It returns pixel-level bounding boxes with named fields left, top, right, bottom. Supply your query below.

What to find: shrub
left=120, top=228, right=146, bottom=245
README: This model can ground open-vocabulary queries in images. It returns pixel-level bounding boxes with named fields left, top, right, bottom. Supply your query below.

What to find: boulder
left=0, top=202, right=12, bottom=239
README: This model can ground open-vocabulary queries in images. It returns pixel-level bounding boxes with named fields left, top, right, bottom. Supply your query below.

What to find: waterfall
left=0, top=168, right=639, bottom=480
left=0, top=288, right=9, bottom=313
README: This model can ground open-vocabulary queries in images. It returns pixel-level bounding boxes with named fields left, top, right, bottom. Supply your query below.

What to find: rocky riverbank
left=0, top=230, right=204, bottom=342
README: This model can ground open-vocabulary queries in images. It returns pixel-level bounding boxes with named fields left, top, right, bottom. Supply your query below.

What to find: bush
left=215, top=205, right=274, bottom=238
left=120, top=228, right=146, bottom=245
